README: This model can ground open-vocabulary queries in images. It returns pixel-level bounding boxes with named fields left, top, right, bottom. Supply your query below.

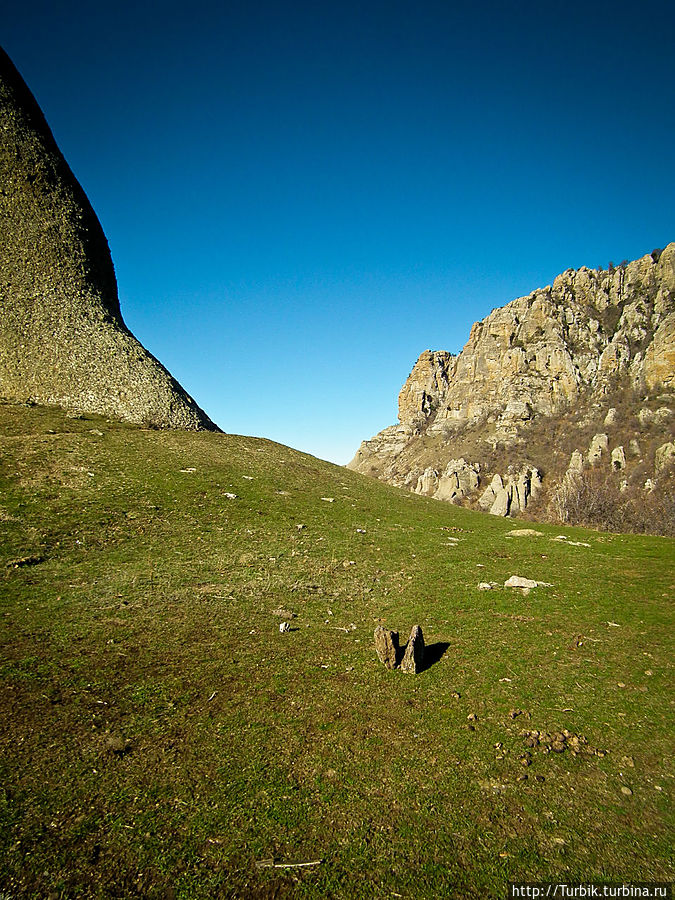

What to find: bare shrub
left=548, top=467, right=674, bottom=536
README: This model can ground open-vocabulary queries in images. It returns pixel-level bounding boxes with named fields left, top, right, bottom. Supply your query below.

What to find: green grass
left=0, top=401, right=673, bottom=898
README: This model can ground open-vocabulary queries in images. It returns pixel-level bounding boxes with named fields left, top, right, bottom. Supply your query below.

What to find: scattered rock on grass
left=521, top=728, right=609, bottom=760
left=506, top=529, right=544, bottom=537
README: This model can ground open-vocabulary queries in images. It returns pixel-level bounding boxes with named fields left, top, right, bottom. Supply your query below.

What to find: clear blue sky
left=4, top=0, right=674, bottom=463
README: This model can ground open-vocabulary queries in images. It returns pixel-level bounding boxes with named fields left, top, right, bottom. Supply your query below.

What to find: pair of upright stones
left=0, top=46, right=215, bottom=430
left=374, top=624, right=425, bottom=674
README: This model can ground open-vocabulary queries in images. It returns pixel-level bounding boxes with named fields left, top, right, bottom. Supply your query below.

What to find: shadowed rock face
left=0, top=47, right=216, bottom=430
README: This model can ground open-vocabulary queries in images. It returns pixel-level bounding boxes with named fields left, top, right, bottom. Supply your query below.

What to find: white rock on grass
left=551, top=535, right=591, bottom=547
left=504, top=575, right=552, bottom=589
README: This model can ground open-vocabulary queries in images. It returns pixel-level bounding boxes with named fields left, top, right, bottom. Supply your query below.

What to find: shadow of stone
left=419, top=641, right=450, bottom=673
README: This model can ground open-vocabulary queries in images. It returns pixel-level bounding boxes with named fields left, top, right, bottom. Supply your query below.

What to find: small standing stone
left=279, top=622, right=291, bottom=633
left=400, top=625, right=425, bottom=674
left=374, top=626, right=399, bottom=669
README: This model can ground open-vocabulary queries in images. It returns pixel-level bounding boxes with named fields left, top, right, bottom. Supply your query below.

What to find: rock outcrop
left=0, top=47, right=216, bottom=430
left=349, top=246, right=675, bottom=528
left=394, top=246, right=675, bottom=431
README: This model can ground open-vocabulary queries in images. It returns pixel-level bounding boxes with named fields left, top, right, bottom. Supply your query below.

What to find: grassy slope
left=0, top=401, right=673, bottom=899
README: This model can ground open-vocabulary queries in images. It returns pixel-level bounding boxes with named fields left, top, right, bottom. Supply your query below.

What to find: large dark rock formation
left=0, top=47, right=216, bottom=429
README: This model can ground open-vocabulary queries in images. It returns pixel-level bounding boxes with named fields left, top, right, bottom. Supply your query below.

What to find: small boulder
left=273, top=608, right=296, bottom=619
left=374, top=626, right=399, bottom=669
left=399, top=625, right=425, bottom=674
left=504, top=575, right=552, bottom=589
left=655, top=441, right=675, bottom=473
left=587, top=433, right=608, bottom=465
left=610, top=446, right=626, bottom=471
left=105, top=734, right=131, bottom=756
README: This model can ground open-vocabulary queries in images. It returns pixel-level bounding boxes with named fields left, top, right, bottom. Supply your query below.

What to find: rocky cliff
left=349, top=246, right=675, bottom=531
left=0, top=47, right=216, bottom=430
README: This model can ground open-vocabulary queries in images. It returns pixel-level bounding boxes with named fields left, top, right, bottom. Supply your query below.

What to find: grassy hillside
left=1, top=401, right=673, bottom=898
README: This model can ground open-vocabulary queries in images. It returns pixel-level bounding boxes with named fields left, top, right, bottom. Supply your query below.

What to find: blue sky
left=4, top=0, right=674, bottom=463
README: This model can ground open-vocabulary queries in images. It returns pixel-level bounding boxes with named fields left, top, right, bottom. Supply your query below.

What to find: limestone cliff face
left=396, top=245, right=675, bottom=431
left=0, top=47, right=216, bottom=430
left=349, top=245, right=675, bottom=524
